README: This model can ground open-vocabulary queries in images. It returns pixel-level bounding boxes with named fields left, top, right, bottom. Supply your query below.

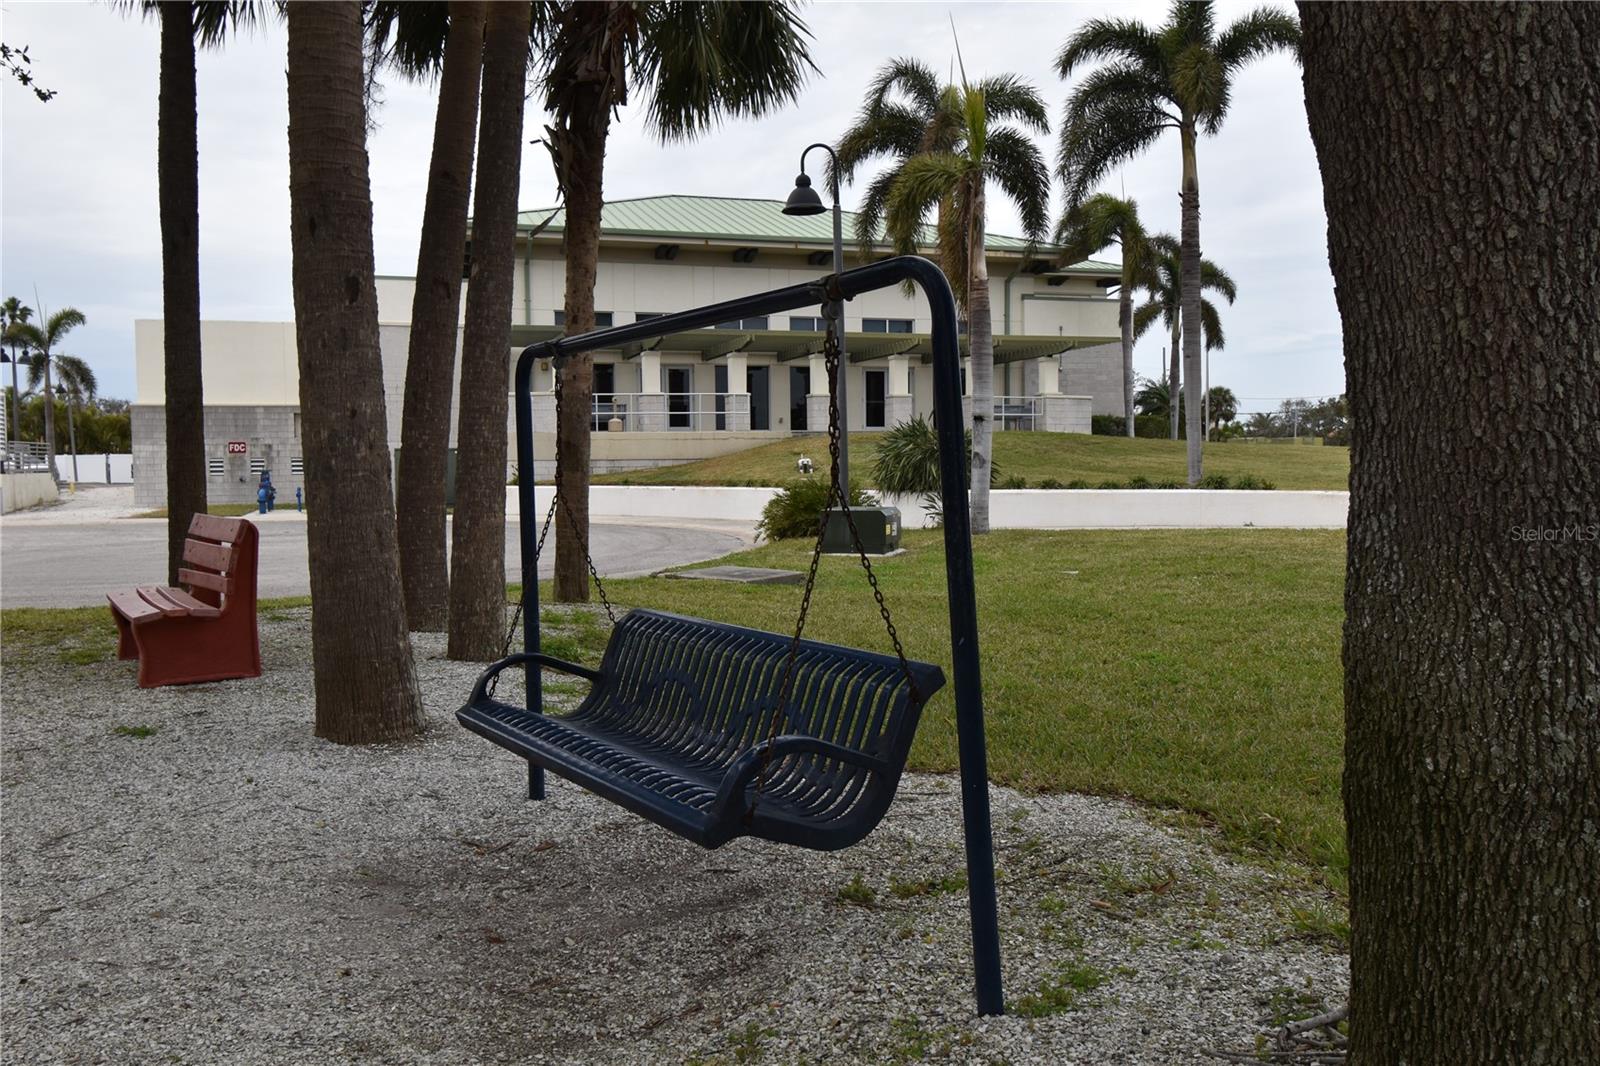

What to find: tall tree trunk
left=551, top=66, right=613, bottom=602
left=396, top=0, right=486, bottom=633
left=1302, top=5, right=1600, bottom=1063
left=447, top=0, right=529, bottom=660
left=1179, top=125, right=1203, bottom=482
left=285, top=0, right=424, bottom=744
left=967, top=179, right=993, bottom=534
left=39, top=356, right=56, bottom=479
left=1119, top=261, right=1134, bottom=436
left=1168, top=312, right=1180, bottom=439
left=159, top=0, right=207, bottom=582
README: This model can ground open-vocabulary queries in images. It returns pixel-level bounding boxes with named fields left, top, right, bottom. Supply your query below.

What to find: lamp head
left=782, top=173, right=826, bottom=216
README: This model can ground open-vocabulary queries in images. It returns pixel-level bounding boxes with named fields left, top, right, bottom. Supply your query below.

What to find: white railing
left=1, top=440, right=52, bottom=473
left=993, top=396, right=1042, bottom=431
left=592, top=392, right=736, bottom=432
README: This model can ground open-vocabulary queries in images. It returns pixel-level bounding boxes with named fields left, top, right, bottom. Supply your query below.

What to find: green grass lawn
left=594, top=433, right=1349, bottom=491
left=130, top=503, right=265, bottom=519
left=6, top=530, right=1346, bottom=888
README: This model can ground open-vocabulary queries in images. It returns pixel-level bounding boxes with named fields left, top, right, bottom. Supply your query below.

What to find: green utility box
left=822, top=505, right=902, bottom=555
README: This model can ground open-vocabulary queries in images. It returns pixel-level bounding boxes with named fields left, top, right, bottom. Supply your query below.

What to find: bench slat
left=138, top=585, right=222, bottom=619
left=188, top=513, right=246, bottom=544
left=178, top=567, right=228, bottom=594
left=182, top=538, right=232, bottom=573
left=108, top=589, right=164, bottom=623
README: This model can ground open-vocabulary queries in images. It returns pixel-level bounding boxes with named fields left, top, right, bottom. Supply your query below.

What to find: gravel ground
left=2, top=608, right=1347, bottom=1065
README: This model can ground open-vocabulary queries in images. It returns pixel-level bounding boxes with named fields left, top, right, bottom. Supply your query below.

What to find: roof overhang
left=509, top=325, right=1117, bottom=365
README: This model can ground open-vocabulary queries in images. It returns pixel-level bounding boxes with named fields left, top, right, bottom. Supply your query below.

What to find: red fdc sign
left=226, top=441, right=248, bottom=455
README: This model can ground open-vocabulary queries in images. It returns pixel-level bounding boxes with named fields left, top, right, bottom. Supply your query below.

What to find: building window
left=864, top=369, right=887, bottom=429
left=553, top=310, right=613, bottom=328
left=863, top=317, right=914, bottom=334
left=290, top=457, right=304, bottom=476
left=789, top=315, right=825, bottom=332
left=635, top=312, right=664, bottom=322
left=592, top=363, right=619, bottom=431
left=714, top=316, right=768, bottom=331
left=206, top=458, right=225, bottom=478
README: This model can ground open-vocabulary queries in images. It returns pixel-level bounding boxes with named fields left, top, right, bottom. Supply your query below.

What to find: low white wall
left=54, top=453, right=133, bottom=484
left=1, top=472, right=60, bottom=513
left=506, top=485, right=1349, bottom=530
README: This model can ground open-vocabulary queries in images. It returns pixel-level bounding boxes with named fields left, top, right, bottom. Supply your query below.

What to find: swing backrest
left=583, top=609, right=945, bottom=774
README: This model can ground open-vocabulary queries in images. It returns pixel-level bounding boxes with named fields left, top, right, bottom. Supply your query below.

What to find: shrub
left=755, top=479, right=876, bottom=541
left=1231, top=474, right=1276, bottom=490
left=1198, top=473, right=1232, bottom=489
left=1097, top=479, right=1125, bottom=490
left=1091, top=414, right=1173, bottom=438
left=1037, top=477, right=1066, bottom=490
left=1065, top=479, right=1091, bottom=490
left=1127, top=476, right=1153, bottom=490
left=1154, top=478, right=1185, bottom=489
left=872, top=415, right=999, bottom=494
left=999, top=475, right=1028, bottom=490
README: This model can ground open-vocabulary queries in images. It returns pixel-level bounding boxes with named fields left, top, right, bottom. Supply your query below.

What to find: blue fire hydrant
left=295, top=486, right=303, bottom=513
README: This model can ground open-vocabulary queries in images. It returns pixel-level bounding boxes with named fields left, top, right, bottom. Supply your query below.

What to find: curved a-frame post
left=511, top=255, right=1003, bottom=1015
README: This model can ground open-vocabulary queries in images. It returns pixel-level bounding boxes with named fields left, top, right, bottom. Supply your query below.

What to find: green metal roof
left=507, top=323, right=1116, bottom=366
left=514, top=194, right=1119, bottom=272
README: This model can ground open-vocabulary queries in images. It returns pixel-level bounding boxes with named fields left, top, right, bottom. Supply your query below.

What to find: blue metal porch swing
left=457, top=255, right=1004, bottom=1015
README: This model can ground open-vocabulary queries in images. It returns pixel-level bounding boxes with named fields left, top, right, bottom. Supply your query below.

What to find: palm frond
left=365, top=1, right=450, bottom=80
left=851, top=166, right=902, bottom=252
left=884, top=152, right=967, bottom=252
left=1166, top=0, right=1218, bottom=52
left=638, top=0, right=816, bottom=141
left=982, top=128, right=1050, bottom=243
left=976, top=73, right=1048, bottom=133
left=1132, top=299, right=1165, bottom=340
left=1057, top=91, right=1169, bottom=206
left=1199, top=297, right=1225, bottom=351
left=43, top=308, right=86, bottom=348
left=1056, top=17, right=1165, bottom=78
left=834, top=102, right=927, bottom=185
left=1170, top=41, right=1228, bottom=130
left=1199, top=260, right=1238, bottom=303
left=1216, top=7, right=1300, bottom=72
left=862, top=56, right=941, bottom=117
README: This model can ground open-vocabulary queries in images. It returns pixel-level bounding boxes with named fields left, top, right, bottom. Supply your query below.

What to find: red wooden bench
left=108, top=514, right=261, bottom=688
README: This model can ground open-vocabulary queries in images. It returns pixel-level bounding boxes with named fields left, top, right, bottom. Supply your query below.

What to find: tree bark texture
left=967, top=179, right=993, bottom=534
left=1119, top=260, right=1134, bottom=436
left=447, top=0, right=528, bottom=660
left=1179, top=125, right=1204, bottom=481
left=285, top=0, right=424, bottom=744
left=551, top=46, right=614, bottom=602
left=395, top=0, right=485, bottom=633
left=159, top=0, right=207, bottom=581
left=1301, top=4, right=1600, bottom=1062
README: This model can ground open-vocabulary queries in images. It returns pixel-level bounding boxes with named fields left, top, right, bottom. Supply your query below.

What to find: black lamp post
left=783, top=143, right=850, bottom=484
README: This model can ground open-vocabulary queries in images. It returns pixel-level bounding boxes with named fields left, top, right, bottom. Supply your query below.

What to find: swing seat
left=458, top=609, right=945, bottom=851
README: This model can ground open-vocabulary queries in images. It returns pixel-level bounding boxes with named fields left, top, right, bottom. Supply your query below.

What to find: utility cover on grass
left=667, top=566, right=805, bottom=586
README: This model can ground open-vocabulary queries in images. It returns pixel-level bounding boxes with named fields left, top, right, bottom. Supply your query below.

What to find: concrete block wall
left=132, top=404, right=306, bottom=509
left=1061, top=342, right=1124, bottom=416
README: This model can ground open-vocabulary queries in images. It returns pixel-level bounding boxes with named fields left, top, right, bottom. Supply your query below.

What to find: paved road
left=0, top=517, right=752, bottom=609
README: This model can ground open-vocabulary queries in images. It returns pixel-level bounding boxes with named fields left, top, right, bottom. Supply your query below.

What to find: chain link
left=748, top=292, right=921, bottom=815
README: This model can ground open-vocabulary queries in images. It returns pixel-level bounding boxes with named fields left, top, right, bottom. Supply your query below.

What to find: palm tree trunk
left=1169, top=313, right=1180, bottom=439
left=396, top=0, right=486, bottom=633
left=967, top=180, right=993, bottom=534
left=159, top=0, right=208, bottom=583
left=1303, top=5, right=1600, bottom=1061
left=552, top=70, right=613, bottom=602
left=40, top=357, right=56, bottom=481
left=1119, top=261, right=1134, bottom=437
left=446, top=0, right=529, bottom=660
left=1179, top=125, right=1204, bottom=482
left=285, top=0, right=424, bottom=744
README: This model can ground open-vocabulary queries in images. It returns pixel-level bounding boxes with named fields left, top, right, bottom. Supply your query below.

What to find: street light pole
left=783, top=143, right=849, bottom=488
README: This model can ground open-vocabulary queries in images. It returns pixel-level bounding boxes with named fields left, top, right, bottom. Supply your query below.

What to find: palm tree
left=1206, top=384, right=1237, bottom=436
left=1245, top=410, right=1278, bottom=438
left=1133, top=234, right=1236, bottom=438
left=1132, top=375, right=1176, bottom=425
left=368, top=1, right=486, bottom=633
left=5, top=307, right=85, bottom=481
left=537, top=1, right=815, bottom=601
left=28, top=353, right=95, bottom=482
left=2, top=297, right=31, bottom=447
left=123, top=0, right=258, bottom=582
left=880, top=72, right=1051, bottom=533
left=285, top=0, right=424, bottom=744
left=1057, top=0, right=1298, bottom=482
left=1055, top=193, right=1158, bottom=438
left=447, top=0, right=529, bottom=661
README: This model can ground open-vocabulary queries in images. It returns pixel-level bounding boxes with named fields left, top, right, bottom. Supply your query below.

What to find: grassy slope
left=594, top=433, right=1350, bottom=491
left=7, top=532, right=1345, bottom=885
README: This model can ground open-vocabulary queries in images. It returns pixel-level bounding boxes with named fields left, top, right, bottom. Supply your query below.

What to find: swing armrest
left=468, top=652, right=601, bottom=705
left=712, top=736, right=892, bottom=820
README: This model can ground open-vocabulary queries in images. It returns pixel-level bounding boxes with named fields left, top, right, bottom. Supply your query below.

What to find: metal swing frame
left=512, top=254, right=1004, bottom=1016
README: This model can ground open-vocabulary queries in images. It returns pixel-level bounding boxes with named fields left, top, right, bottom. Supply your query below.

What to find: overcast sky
left=1, top=0, right=1342, bottom=413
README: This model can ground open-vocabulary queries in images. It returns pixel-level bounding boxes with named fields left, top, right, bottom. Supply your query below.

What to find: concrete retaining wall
left=507, top=484, right=1349, bottom=530
left=54, top=454, right=133, bottom=484
left=1, top=472, right=60, bottom=514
